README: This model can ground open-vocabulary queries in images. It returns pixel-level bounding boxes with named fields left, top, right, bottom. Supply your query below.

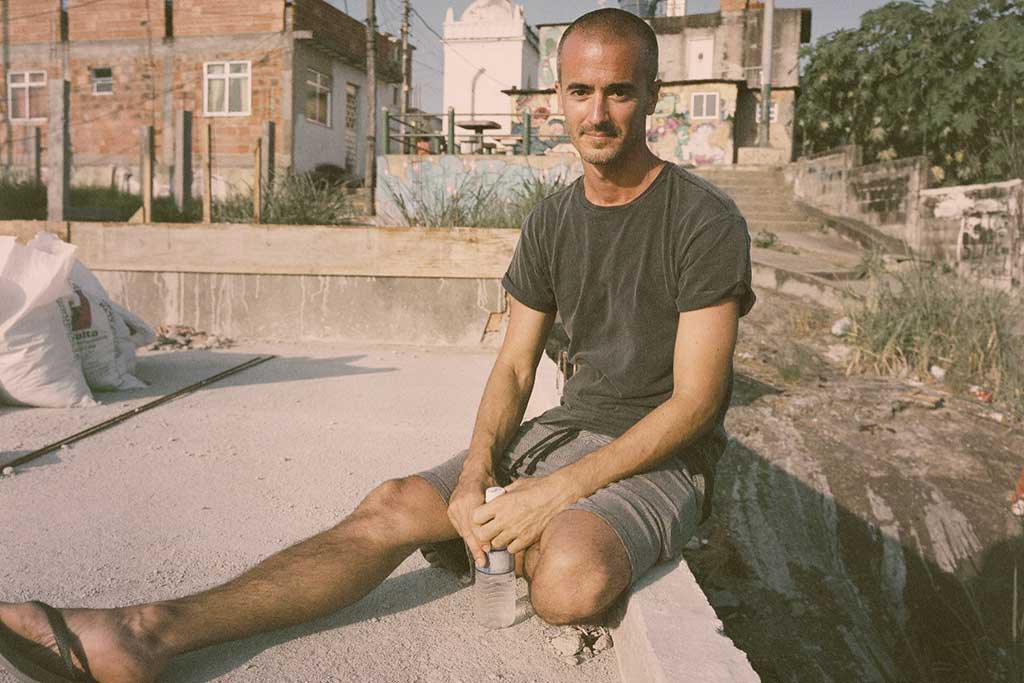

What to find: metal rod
left=1, top=355, right=276, bottom=471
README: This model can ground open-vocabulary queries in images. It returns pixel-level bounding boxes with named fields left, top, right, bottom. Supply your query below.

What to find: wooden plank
left=0, top=221, right=70, bottom=244
left=69, top=223, right=521, bottom=279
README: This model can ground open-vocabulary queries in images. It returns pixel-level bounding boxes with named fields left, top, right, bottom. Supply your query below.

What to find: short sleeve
left=675, top=213, right=756, bottom=316
left=502, top=211, right=557, bottom=313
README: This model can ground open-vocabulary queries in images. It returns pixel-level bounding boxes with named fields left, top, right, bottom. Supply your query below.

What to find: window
left=690, top=92, right=719, bottom=120
left=345, top=83, right=359, bottom=130
left=204, top=61, right=250, bottom=116
left=305, top=69, right=332, bottom=126
left=755, top=101, right=778, bottom=123
left=344, top=83, right=359, bottom=172
left=91, top=67, right=113, bottom=95
left=7, top=71, right=47, bottom=121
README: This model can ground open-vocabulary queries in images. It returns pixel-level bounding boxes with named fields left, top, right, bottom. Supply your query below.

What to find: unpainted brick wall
left=172, top=0, right=284, bottom=37
left=0, top=0, right=63, bottom=44
left=67, top=0, right=162, bottom=41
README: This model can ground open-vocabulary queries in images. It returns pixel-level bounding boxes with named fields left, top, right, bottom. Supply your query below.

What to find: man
left=0, top=9, right=753, bottom=683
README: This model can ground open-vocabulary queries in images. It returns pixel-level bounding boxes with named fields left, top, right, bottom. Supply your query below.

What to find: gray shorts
left=416, top=419, right=705, bottom=583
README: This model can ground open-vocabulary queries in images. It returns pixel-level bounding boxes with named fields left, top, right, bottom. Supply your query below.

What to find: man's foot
left=0, top=601, right=170, bottom=683
left=419, top=539, right=471, bottom=582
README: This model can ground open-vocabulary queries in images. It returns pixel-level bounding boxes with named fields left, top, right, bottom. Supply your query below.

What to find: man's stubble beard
left=570, top=120, right=647, bottom=167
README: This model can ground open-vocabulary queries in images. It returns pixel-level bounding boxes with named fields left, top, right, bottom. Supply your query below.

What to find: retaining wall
left=1, top=221, right=519, bottom=346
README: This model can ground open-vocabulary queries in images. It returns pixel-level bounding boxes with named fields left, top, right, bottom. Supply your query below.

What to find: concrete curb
left=751, top=259, right=861, bottom=311
left=609, top=559, right=759, bottom=683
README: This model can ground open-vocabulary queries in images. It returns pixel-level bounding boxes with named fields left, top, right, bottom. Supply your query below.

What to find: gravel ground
left=0, top=343, right=617, bottom=683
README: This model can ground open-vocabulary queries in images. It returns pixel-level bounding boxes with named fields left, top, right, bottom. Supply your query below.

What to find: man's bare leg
left=523, top=509, right=632, bottom=625
left=0, top=476, right=456, bottom=683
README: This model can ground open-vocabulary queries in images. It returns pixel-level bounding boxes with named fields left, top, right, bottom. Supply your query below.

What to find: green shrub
left=0, top=173, right=46, bottom=220
left=213, top=173, right=352, bottom=225
left=847, top=261, right=1024, bottom=409
left=388, top=170, right=570, bottom=229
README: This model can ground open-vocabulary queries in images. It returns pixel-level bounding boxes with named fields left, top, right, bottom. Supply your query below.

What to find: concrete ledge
left=0, top=220, right=69, bottom=243
left=795, top=201, right=912, bottom=256
left=751, top=260, right=860, bottom=311
left=610, top=559, right=759, bottom=682
left=737, top=147, right=789, bottom=166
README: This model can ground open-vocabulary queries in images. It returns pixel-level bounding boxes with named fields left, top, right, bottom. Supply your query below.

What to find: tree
left=796, top=0, right=1024, bottom=185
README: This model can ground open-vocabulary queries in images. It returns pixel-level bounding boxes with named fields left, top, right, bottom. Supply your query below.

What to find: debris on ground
left=968, top=385, right=994, bottom=403
left=150, top=325, right=233, bottom=351
left=830, top=317, right=853, bottom=337
left=929, top=365, right=947, bottom=382
left=543, top=624, right=613, bottom=665
left=2, top=466, right=14, bottom=477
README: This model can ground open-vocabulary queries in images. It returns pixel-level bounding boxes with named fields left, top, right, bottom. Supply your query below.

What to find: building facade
left=506, top=0, right=810, bottom=165
left=442, top=0, right=538, bottom=139
left=0, top=0, right=402, bottom=196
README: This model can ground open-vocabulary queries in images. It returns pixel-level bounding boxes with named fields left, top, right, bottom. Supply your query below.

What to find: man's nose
left=585, top=95, right=609, bottom=125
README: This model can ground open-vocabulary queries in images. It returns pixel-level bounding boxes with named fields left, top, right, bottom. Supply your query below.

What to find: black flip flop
left=420, top=538, right=472, bottom=583
left=0, top=601, right=95, bottom=683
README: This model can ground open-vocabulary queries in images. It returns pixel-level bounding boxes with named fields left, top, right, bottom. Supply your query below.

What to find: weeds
left=846, top=260, right=1024, bottom=411
left=0, top=173, right=46, bottom=219
left=388, top=169, right=570, bottom=228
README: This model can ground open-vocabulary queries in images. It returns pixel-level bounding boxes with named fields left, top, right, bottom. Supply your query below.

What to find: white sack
left=0, top=236, right=96, bottom=407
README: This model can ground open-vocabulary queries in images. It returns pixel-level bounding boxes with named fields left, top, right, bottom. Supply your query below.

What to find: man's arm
left=473, top=297, right=739, bottom=555
left=447, top=296, right=555, bottom=567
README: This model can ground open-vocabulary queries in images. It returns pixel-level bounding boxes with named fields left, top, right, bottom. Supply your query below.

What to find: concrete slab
left=0, top=343, right=613, bottom=683
left=610, top=559, right=758, bottom=683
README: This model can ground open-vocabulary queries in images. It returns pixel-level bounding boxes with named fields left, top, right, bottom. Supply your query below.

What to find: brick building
left=0, top=0, right=402, bottom=196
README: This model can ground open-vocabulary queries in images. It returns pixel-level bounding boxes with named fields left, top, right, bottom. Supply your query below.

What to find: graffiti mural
left=646, top=85, right=735, bottom=166
left=509, top=91, right=572, bottom=154
left=537, top=26, right=567, bottom=89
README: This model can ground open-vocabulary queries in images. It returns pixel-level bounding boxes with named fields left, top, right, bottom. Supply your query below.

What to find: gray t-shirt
left=501, top=163, right=755, bottom=461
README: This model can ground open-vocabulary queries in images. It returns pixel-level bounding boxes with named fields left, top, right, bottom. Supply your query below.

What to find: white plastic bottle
left=475, top=486, right=517, bottom=629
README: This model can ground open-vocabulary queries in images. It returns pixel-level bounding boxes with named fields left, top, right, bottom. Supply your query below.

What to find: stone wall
left=919, top=179, right=1023, bottom=288
left=787, top=145, right=930, bottom=248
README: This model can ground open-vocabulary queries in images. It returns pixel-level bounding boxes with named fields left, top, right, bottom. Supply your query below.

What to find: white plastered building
left=442, top=0, right=539, bottom=136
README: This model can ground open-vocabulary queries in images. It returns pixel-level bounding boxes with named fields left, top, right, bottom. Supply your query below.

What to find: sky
left=330, top=0, right=899, bottom=112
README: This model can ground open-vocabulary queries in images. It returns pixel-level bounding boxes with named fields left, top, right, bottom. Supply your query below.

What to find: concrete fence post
left=46, top=79, right=70, bottom=221
left=140, top=125, right=154, bottom=223
left=523, top=111, right=531, bottom=156
left=446, top=107, right=456, bottom=155
left=174, top=110, right=193, bottom=212
left=261, top=121, right=276, bottom=191
left=33, top=127, right=43, bottom=184
left=253, top=138, right=263, bottom=225
left=202, top=124, right=213, bottom=223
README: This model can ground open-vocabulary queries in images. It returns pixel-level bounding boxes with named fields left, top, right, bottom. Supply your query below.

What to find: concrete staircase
left=693, top=167, right=877, bottom=308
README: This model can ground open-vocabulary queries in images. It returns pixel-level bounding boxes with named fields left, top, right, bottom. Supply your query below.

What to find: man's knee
left=529, top=548, right=626, bottom=625
left=350, top=476, right=443, bottom=540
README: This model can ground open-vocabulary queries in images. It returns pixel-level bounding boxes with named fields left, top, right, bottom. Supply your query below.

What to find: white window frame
left=91, top=67, right=114, bottom=95
left=305, top=68, right=332, bottom=127
left=203, top=60, right=251, bottom=117
left=7, top=70, right=48, bottom=122
left=755, top=100, right=779, bottom=123
left=690, top=92, right=719, bottom=120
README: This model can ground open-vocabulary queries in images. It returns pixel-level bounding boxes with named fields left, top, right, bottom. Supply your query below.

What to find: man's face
left=556, top=31, right=659, bottom=167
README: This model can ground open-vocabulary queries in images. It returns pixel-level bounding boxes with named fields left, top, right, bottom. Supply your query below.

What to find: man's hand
left=447, top=469, right=495, bottom=568
left=471, top=474, right=581, bottom=555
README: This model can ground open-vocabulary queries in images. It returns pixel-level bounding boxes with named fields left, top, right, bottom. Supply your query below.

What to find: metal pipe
left=1, top=355, right=276, bottom=471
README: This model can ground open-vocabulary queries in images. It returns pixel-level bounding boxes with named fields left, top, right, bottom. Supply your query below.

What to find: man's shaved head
left=556, top=8, right=659, bottom=86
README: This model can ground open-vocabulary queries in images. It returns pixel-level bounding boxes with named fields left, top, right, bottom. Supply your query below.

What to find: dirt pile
left=150, top=325, right=232, bottom=351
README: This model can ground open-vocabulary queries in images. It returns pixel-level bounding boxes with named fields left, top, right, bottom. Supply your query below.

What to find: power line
left=409, top=5, right=508, bottom=90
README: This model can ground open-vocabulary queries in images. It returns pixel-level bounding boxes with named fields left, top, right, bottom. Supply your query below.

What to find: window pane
left=208, top=78, right=225, bottom=113
left=708, top=94, right=718, bottom=117
left=11, top=89, right=26, bottom=119
left=229, top=62, right=248, bottom=74
left=29, top=72, right=46, bottom=84
left=10, top=73, right=25, bottom=84
left=693, top=95, right=704, bottom=118
left=29, top=85, right=46, bottom=118
left=305, top=91, right=318, bottom=121
left=319, top=91, right=329, bottom=124
left=227, top=76, right=249, bottom=113
left=207, top=63, right=225, bottom=75
left=93, top=67, right=112, bottom=79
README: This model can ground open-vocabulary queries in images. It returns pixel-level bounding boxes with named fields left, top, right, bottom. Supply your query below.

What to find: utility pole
left=758, top=0, right=775, bottom=147
left=364, top=0, right=377, bottom=215
left=400, top=0, right=411, bottom=152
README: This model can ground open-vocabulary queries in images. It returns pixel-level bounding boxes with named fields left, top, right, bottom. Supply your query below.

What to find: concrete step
left=747, top=219, right=821, bottom=232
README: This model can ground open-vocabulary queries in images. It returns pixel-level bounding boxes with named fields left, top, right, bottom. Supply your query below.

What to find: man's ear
left=645, top=80, right=662, bottom=115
